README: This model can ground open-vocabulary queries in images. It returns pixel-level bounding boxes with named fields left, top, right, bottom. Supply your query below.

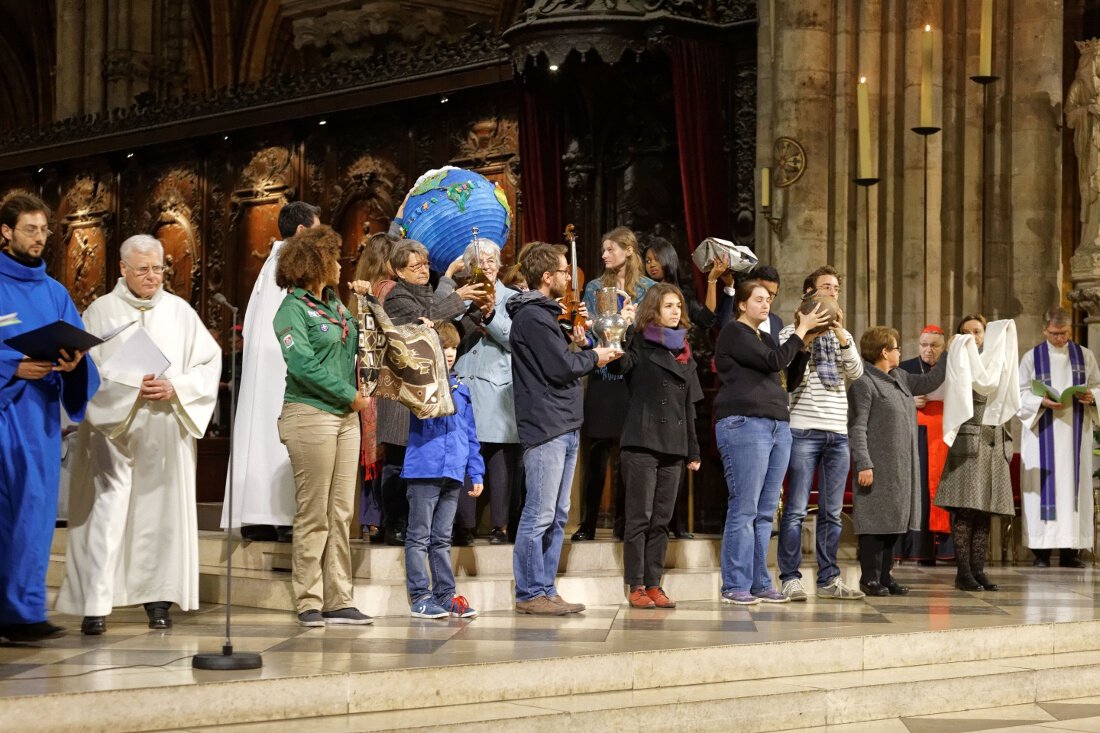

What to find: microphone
left=211, top=292, right=238, bottom=313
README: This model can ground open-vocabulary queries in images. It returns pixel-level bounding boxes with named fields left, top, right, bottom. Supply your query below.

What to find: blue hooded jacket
left=402, top=374, right=485, bottom=485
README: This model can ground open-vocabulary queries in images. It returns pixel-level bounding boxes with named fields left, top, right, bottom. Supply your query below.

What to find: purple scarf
left=1034, top=341, right=1086, bottom=521
left=643, top=325, right=692, bottom=364
left=643, top=325, right=687, bottom=351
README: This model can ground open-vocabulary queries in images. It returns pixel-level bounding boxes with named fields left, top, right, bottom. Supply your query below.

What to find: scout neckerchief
left=1033, top=340, right=1086, bottom=520
left=300, top=291, right=348, bottom=344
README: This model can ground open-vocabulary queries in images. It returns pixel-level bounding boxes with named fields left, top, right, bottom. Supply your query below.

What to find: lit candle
left=921, top=24, right=933, bottom=128
left=857, top=77, right=872, bottom=179
left=979, top=0, right=993, bottom=77
left=760, top=167, right=771, bottom=209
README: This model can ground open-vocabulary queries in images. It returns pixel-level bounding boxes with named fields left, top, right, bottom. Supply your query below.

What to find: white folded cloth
left=941, top=319, right=1020, bottom=446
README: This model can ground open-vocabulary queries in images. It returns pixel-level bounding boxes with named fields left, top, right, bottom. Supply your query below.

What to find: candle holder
left=970, top=75, right=1000, bottom=85
left=760, top=205, right=782, bottom=236
left=911, top=126, right=942, bottom=136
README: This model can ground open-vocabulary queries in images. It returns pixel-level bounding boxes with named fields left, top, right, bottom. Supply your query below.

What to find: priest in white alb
left=1017, top=307, right=1100, bottom=569
left=219, top=201, right=320, bottom=541
left=57, top=234, right=220, bottom=634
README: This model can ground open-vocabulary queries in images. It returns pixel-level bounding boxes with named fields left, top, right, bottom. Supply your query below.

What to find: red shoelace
left=450, top=596, right=470, bottom=615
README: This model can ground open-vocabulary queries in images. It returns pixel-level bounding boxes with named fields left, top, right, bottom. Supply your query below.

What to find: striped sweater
left=777, top=326, right=863, bottom=433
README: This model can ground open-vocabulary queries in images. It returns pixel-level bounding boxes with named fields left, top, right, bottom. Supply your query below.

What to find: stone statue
left=1066, top=39, right=1100, bottom=250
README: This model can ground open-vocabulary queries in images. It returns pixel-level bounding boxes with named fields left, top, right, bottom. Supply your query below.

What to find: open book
left=1031, top=380, right=1090, bottom=408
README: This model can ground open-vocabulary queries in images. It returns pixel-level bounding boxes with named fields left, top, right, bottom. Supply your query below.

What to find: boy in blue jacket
left=403, top=321, right=484, bottom=619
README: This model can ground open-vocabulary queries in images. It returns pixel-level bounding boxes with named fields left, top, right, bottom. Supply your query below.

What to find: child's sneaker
left=410, top=597, right=448, bottom=619
left=445, top=595, right=478, bottom=618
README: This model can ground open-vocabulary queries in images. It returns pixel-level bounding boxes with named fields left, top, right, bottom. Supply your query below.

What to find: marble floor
left=6, top=560, right=1100, bottom=732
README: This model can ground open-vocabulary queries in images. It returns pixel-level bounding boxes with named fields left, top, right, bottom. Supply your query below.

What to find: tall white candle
left=979, top=0, right=993, bottom=77
left=761, top=167, right=771, bottom=209
left=857, top=77, right=872, bottom=178
left=921, top=25, right=933, bottom=128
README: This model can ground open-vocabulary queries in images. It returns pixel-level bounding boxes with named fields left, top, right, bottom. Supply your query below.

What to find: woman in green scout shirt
left=273, top=225, right=373, bottom=628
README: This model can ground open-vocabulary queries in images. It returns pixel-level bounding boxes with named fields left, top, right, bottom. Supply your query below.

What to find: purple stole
left=1033, top=341, right=1086, bottom=521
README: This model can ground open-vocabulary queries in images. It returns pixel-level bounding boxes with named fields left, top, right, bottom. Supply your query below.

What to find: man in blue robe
left=0, top=193, right=98, bottom=641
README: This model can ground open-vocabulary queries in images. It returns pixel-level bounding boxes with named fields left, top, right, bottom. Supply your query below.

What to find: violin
left=558, top=223, right=586, bottom=331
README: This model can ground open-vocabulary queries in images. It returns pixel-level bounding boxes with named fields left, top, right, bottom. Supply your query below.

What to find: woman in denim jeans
left=714, top=279, right=831, bottom=605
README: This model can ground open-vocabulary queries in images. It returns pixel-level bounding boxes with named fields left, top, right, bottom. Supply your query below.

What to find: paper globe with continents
left=394, top=166, right=512, bottom=272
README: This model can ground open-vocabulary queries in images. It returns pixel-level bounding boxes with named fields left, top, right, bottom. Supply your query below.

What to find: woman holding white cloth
left=935, top=315, right=1020, bottom=592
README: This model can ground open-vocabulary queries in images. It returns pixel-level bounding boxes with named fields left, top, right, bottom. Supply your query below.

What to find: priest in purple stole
left=1018, top=307, right=1100, bottom=568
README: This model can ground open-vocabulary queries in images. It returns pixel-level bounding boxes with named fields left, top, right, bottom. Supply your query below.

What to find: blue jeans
left=777, top=428, right=850, bottom=586
left=405, top=479, right=461, bottom=605
left=513, top=431, right=579, bottom=601
left=716, top=416, right=792, bottom=594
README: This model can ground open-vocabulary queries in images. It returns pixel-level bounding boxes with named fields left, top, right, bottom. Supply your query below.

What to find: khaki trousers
left=278, top=402, right=359, bottom=614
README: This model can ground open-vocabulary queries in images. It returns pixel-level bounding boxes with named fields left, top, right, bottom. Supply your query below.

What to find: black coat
left=611, top=330, right=703, bottom=461
left=508, top=290, right=599, bottom=448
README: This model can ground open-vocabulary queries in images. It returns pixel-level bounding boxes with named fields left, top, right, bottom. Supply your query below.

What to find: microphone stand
left=193, top=295, right=262, bottom=670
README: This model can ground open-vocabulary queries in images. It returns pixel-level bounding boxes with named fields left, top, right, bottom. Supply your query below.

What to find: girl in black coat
left=611, top=283, right=703, bottom=609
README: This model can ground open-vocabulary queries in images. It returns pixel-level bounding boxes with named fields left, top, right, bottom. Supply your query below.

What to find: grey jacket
left=454, top=284, right=519, bottom=444
left=847, top=358, right=947, bottom=534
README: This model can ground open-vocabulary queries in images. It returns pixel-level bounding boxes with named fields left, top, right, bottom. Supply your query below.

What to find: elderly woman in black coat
left=847, top=326, right=947, bottom=596
left=610, top=283, right=702, bottom=609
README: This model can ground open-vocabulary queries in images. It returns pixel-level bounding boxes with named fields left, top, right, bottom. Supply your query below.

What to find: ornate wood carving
left=149, top=168, right=202, bottom=304
left=58, top=175, right=112, bottom=311
left=731, top=63, right=756, bottom=246
left=504, top=0, right=755, bottom=67
left=291, top=3, right=450, bottom=61
left=204, top=150, right=229, bottom=333
left=452, top=117, right=520, bottom=165
left=333, top=153, right=405, bottom=276
left=0, top=27, right=506, bottom=159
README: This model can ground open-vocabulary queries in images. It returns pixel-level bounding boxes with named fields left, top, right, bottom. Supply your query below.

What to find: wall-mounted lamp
left=759, top=167, right=781, bottom=236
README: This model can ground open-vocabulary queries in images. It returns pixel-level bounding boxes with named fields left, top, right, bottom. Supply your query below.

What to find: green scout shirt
left=273, top=286, right=359, bottom=415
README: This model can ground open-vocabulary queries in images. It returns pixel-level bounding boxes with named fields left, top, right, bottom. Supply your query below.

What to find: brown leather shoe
left=515, top=595, right=569, bottom=615
left=629, top=587, right=656, bottom=608
left=646, top=586, right=676, bottom=608
left=549, top=594, right=586, bottom=613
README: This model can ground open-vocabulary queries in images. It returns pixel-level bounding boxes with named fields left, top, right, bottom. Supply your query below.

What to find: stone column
left=83, top=0, right=107, bottom=115
left=55, top=0, right=84, bottom=119
left=1007, top=0, right=1064, bottom=350
left=768, top=0, right=833, bottom=310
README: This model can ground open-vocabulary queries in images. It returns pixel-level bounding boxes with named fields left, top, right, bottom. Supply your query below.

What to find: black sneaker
left=321, top=607, right=373, bottom=625
left=297, top=609, right=325, bottom=627
left=489, top=528, right=508, bottom=545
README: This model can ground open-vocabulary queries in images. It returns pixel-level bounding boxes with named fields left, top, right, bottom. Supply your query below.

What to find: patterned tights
left=952, top=508, right=991, bottom=579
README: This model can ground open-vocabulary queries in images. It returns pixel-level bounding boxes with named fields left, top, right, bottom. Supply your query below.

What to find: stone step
left=52, top=527, right=725, bottom=581
left=220, top=649, right=1100, bottom=733
left=7, top=618, right=1100, bottom=733
left=195, top=563, right=721, bottom=616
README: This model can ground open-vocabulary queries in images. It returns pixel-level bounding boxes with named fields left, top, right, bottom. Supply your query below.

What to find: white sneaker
left=817, top=576, right=866, bottom=600
left=781, top=578, right=808, bottom=602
